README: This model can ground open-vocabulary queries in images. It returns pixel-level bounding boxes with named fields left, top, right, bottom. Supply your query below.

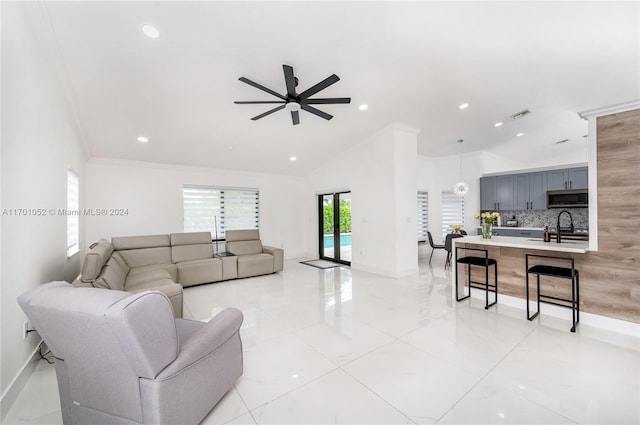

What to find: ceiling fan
left=234, top=64, right=351, bottom=125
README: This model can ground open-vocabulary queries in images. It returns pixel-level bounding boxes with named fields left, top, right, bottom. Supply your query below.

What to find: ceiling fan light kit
left=234, top=64, right=351, bottom=125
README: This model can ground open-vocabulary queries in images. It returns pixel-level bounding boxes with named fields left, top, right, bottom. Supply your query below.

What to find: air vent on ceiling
left=510, top=109, right=531, bottom=120
left=555, top=138, right=569, bottom=145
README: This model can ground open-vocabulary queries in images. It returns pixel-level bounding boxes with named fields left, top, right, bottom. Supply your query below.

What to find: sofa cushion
left=116, top=247, right=172, bottom=268
left=236, top=253, right=274, bottom=278
left=128, top=263, right=178, bottom=282
left=177, top=259, right=222, bottom=287
left=111, top=252, right=130, bottom=273
left=170, top=232, right=214, bottom=263
left=112, top=234, right=170, bottom=250
left=225, top=229, right=260, bottom=242
left=125, top=279, right=183, bottom=318
left=112, top=235, right=172, bottom=268
left=94, top=257, right=127, bottom=291
left=226, top=240, right=263, bottom=256
left=81, top=239, right=113, bottom=282
left=125, top=269, right=172, bottom=287
left=170, top=232, right=212, bottom=246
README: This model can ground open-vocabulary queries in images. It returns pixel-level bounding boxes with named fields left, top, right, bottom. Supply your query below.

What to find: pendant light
left=453, top=139, right=469, bottom=196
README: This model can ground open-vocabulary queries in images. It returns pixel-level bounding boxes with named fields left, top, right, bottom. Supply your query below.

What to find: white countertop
left=454, top=235, right=589, bottom=253
left=492, top=226, right=544, bottom=231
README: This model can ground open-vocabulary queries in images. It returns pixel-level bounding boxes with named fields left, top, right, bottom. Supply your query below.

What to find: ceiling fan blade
left=283, top=65, right=297, bottom=98
left=239, top=77, right=286, bottom=100
left=251, top=104, right=286, bottom=121
left=303, top=98, right=351, bottom=105
left=301, top=104, right=333, bottom=121
left=234, top=101, right=285, bottom=104
left=298, top=74, right=340, bottom=100
left=291, top=110, right=300, bottom=125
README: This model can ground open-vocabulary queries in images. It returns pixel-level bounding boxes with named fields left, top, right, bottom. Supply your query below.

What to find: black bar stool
left=526, top=253, right=580, bottom=332
left=455, top=246, right=498, bottom=309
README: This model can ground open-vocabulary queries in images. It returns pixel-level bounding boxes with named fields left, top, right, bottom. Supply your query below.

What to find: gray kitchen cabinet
left=547, top=167, right=588, bottom=190
left=568, top=167, right=588, bottom=189
left=528, top=172, right=547, bottom=209
left=481, top=167, right=584, bottom=211
left=509, top=172, right=547, bottom=210
left=480, top=177, right=496, bottom=210
left=547, top=169, right=567, bottom=190
left=480, top=175, right=513, bottom=210
left=513, top=174, right=529, bottom=210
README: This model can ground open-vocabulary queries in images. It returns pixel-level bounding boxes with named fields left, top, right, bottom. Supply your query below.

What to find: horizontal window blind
left=183, top=185, right=259, bottom=238
left=417, top=191, right=428, bottom=242
left=441, top=190, right=464, bottom=238
left=67, top=169, right=79, bottom=257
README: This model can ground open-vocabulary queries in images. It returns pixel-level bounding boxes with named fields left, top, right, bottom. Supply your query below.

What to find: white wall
left=305, top=123, right=419, bottom=278
left=85, top=158, right=306, bottom=258
left=1, top=2, right=87, bottom=407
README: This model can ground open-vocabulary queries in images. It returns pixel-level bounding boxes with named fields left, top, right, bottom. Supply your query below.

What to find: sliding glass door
left=319, top=192, right=351, bottom=265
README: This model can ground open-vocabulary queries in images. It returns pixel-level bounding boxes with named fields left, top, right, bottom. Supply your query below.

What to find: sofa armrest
left=155, top=308, right=243, bottom=379
left=262, top=246, right=284, bottom=272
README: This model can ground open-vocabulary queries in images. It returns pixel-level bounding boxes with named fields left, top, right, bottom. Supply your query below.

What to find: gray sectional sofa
left=74, top=230, right=283, bottom=318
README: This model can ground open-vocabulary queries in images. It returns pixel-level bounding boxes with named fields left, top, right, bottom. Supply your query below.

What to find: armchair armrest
left=262, top=245, right=284, bottom=272
left=155, top=308, right=243, bottom=379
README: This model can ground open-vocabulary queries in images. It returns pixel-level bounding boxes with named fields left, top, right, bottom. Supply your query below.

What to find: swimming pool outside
left=323, top=234, right=352, bottom=248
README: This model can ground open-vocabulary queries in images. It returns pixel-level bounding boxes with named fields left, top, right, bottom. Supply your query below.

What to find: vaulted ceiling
left=34, top=1, right=639, bottom=175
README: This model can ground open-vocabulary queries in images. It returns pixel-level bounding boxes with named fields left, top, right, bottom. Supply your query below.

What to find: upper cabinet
left=513, top=172, right=547, bottom=210
left=480, top=175, right=513, bottom=210
left=480, top=166, right=587, bottom=211
left=547, top=167, right=588, bottom=190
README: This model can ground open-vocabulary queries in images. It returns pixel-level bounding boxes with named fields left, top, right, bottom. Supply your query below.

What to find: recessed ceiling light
left=516, top=132, right=524, bottom=137
left=359, top=104, right=368, bottom=111
left=289, top=156, right=297, bottom=161
left=137, top=136, right=149, bottom=143
left=141, top=24, right=160, bottom=39
left=494, top=122, right=503, bottom=127
left=458, top=103, right=469, bottom=110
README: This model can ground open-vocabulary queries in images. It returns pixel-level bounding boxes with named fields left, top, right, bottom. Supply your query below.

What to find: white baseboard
left=466, top=287, right=640, bottom=337
left=0, top=340, right=43, bottom=421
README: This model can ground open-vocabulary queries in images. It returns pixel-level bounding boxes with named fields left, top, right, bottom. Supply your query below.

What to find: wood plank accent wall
left=459, top=108, right=640, bottom=323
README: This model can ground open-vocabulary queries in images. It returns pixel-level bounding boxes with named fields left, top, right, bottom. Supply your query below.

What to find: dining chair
left=427, top=231, right=445, bottom=264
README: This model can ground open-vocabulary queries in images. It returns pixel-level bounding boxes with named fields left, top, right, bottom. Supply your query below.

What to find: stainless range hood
left=547, top=189, right=589, bottom=208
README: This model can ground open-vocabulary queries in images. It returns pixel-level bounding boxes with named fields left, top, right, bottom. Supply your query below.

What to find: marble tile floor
left=3, top=249, right=639, bottom=425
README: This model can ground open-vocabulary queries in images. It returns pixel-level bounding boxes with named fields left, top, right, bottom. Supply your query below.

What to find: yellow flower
left=476, top=211, right=500, bottom=224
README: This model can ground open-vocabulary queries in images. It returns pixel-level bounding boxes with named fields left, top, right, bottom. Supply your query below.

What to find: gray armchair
left=18, top=281, right=243, bottom=425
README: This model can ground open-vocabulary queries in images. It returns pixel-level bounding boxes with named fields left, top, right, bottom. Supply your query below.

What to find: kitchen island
left=451, top=235, right=588, bottom=314
left=454, top=235, right=589, bottom=254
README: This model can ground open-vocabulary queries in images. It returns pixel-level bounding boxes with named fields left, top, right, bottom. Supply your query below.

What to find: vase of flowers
left=475, top=212, right=500, bottom=239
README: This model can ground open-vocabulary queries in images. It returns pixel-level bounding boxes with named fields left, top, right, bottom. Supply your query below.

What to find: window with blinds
left=183, top=185, right=259, bottom=239
left=67, top=169, right=79, bottom=257
left=417, top=191, right=428, bottom=242
left=441, top=190, right=464, bottom=238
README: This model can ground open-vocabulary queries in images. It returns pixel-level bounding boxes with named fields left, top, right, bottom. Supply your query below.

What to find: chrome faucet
left=556, top=210, right=574, bottom=243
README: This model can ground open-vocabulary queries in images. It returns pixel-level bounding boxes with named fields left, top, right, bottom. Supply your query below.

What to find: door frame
left=317, top=191, right=351, bottom=265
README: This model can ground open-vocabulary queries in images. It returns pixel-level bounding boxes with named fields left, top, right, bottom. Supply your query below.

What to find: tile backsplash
left=496, top=208, right=588, bottom=229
